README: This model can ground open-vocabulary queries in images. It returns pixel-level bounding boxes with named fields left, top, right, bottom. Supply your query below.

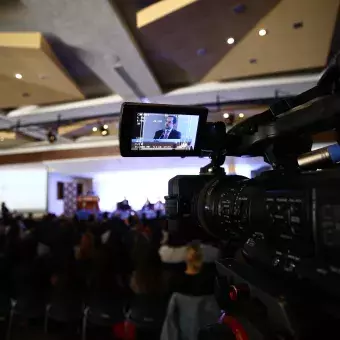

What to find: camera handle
left=200, top=152, right=226, bottom=175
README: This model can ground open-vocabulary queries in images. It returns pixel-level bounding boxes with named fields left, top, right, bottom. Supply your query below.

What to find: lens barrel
left=196, top=175, right=251, bottom=239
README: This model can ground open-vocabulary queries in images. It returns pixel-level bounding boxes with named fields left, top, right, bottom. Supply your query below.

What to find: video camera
left=119, top=56, right=340, bottom=339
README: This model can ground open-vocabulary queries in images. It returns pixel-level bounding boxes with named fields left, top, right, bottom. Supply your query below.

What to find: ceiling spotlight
left=15, top=73, right=23, bottom=79
left=47, top=130, right=57, bottom=144
left=100, top=124, right=109, bottom=136
left=238, top=113, right=245, bottom=118
left=92, top=126, right=98, bottom=132
left=258, top=29, right=267, bottom=36
left=223, top=113, right=230, bottom=119
left=226, top=37, right=235, bottom=45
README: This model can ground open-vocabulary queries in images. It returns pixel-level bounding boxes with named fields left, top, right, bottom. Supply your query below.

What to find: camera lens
left=196, top=175, right=260, bottom=239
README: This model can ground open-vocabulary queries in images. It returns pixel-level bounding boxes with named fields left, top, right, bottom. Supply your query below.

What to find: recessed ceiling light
left=258, top=29, right=267, bottom=36
left=92, top=126, right=98, bottom=132
left=226, top=37, right=235, bottom=45
left=239, top=113, right=245, bottom=118
left=103, top=124, right=109, bottom=130
left=223, top=113, right=230, bottom=118
left=15, top=73, right=23, bottom=79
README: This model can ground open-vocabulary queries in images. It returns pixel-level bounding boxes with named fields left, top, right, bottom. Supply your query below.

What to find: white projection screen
left=0, top=164, right=48, bottom=213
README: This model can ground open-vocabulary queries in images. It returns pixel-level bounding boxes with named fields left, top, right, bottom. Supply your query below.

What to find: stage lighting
left=238, top=113, right=245, bottom=118
left=47, top=130, right=57, bottom=143
left=223, top=113, right=230, bottom=119
left=92, top=126, right=98, bottom=132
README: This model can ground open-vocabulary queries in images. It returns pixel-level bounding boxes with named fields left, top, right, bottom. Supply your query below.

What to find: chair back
left=128, top=294, right=168, bottom=329
left=13, top=297, right=45, bottom=318
left=0, top=257, right=11, bottom=318
left=12, top=260, right=47, bottom=315
left=48, top=296, right=83, bottom=322
left=0, top=294, right=10, bottom=319
left=86, top=296, right=125, bottom=327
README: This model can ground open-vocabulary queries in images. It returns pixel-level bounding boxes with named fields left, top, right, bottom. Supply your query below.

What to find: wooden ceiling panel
left=203, top=0, right=340, bottom=82
left=137, top=0, right=198, bottom=28
left=0, top=32, right=85, bottom=108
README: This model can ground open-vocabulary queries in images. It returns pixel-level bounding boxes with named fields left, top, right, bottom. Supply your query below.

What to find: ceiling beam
left=1, top=73, right=320, bottom=129
left=0, top=111, right=71, bottom=142
left=58, top=119, right=99, bottom=136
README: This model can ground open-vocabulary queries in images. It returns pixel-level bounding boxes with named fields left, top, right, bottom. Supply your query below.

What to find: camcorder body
left=119, top=56, right=340, bottom=339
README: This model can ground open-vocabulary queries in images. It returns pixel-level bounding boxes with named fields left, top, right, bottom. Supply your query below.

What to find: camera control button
left=284, top=261, right=296, bottom=273
left=229, top=284, right=250, bottom=302
left=272, top=257, right=281, bottom=267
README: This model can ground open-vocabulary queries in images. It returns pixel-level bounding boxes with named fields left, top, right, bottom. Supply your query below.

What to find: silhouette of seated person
left=114, top=199, right=132, bottom=220
left=1, top=202, right=10, bottom=224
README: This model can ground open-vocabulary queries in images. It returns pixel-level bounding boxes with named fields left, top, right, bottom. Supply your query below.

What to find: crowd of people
left=0, top=202, right=222, bottom=340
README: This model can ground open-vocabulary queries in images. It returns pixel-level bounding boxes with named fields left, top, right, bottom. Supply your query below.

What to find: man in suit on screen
left=153, top=115, right=182, bottom=139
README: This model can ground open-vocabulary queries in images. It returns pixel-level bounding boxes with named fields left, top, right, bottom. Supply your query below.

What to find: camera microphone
left=298, top=143, right=340, bottom=169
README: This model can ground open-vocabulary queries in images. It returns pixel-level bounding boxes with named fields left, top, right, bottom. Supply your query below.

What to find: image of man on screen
left=153, top=115, right=181, bottom=139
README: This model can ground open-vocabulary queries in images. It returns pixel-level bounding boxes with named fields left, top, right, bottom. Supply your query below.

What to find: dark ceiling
left=116, top=0, right=339, bottom=91
left=117, top=0, right=280, bottom=90
left=135, top=0, right=162, bottom=10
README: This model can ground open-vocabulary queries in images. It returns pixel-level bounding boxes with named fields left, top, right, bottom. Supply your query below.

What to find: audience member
left=159, top=227, right=220, bottom=264
left=76, top=227, right=95, bottom=261
left=169, top=241, right=215, bottom=296
left=129, top=247, right=169, bottom=340
left=87, top=242, right=129, bottom=314
left=130, top=248, right=166, bottom=295
left=1, top=202, right=10, bottom=224
left=11, top=235, right=49, bottom=307
left=24, top=212, right=35, bottom=230
left=49, top=252, right=84, bottom=305
left=0, top=240, right=11, bottom=301
left=0, top=199, right=221, bottom=339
